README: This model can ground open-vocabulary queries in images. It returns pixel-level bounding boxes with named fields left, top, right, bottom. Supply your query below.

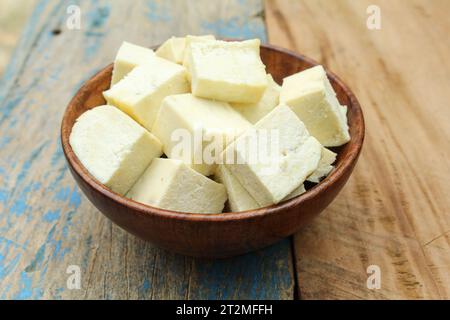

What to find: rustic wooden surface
left=0, top=0, right=294, bottom=300
left=266, top=0, right=450, bottom=299
left=1, top=0, right=448, bottom=300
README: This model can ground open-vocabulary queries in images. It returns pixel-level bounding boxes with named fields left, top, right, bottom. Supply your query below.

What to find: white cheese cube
left=214, top=165, right=259, bottom=212
left=215, top=165, right=306, bottom=212
left=224, top=104, right=322, bottom=206
left=69, top=105, right=163, bottom=195
left=340, top=105, right=348, bottom=123
left=127, top=158, right=227, bottom=214
left=182, top=35, right=215, bottom=73
left=307, top=147, right=337, bottom=183
left=280, top=65, right=350, bottom=147
left=231, top=74, right=280, bottom=123
left=285, top=184, right=306, bottom=200
left=152, top=93, right=251, bottom=176
left=111, top=41, right=155, bottom=85
left=155, top=36, right=186, bottom=64
left=187, top=39, right=268, bottom=103
left=103, top=56, right=190, bottom=131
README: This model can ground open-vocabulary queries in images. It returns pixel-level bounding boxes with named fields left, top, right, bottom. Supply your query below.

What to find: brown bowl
left=61, top=44, right=364, bottom=258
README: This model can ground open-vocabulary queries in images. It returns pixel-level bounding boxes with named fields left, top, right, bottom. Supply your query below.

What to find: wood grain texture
left=0, top=0, right=295, bottom=300
left=266, top=0, right=450, bottom=299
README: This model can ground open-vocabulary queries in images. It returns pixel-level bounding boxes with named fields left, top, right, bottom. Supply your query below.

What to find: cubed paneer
left=280, top=65, right=350, bottom=147
left=103, top=56, right=189, bottom=131
left=231, top=74, right=281, bottom=123
left=187, top=39, right=268, bottom=103
left=110, top=41, right=155, bottom=85
left=69, top=105, right=162, bottom=195
left=307, top=147, right=337, bottom=183
left=152, top=93, right=251, bottom=176
left=215, top=165, right=307, bottom=212
left=155, top=36, right=186, bottom=64
left=182, top=34, right=216, bottom=74
left=214, top=165, right=259, bottom=212
left=224, top=104, right=322, bottom=206
left=127, top=159, right=227, bottom=214
left=285, top=184, right=306, bottom=200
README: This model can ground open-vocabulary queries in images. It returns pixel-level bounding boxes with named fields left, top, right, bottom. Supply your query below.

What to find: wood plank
left=265, top=0, right=450, bottom=299
left=0, top=0, right=294, bottom=300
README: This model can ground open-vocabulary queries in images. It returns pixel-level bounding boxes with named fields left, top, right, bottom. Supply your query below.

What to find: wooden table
left=0, top=0, right=448, bottom=300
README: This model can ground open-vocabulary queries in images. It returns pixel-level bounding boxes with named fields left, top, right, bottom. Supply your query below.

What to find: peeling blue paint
left=0, top=252, right=21, bottom=279
left=24, top=243, right=46, bottom=273
left=84, top=4, right=110, bottom=59
left=201, top=17, right=267, bottom=41
left=0, top=96, right=23, bottom=125
left=47, top=166, right=67, bottom=191
left=55, top=186, right=71, bottom=201
left=50, top=144, right=64, bottom=167
left=16, top=142, right=49, bottom=185
left=42, top=209, right=61, bottom=223
left=69, top=187, right=81, bottom=209
left=9, top=197, right=29, bottom=217
left=9, top=182, right=41, bottom=217
left=0, top=136, right=11, bottom=148
left=146, top=1, right=171, bottom=22
left=0, top=189, right=7, bottom=203
left=15, top=272, right=33, bottom=299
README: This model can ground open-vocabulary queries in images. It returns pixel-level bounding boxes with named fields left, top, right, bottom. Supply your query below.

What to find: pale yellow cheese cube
left=111, top=41, right=155, bottom=85
left=187, top=39, right=268, bottom=103
left=182, top=35, right=215, bottom=73
left=231, top=74, right=280, bottom=123
left=307, top=147, right=337, bottom=183
left=152, top=93, right=251, bottom=176
left=215, top=165, right=306, bottom=212
left=214, top=165, right=259, bottom=212
left=155, top=36, right=186, bottom=64
left=103, top=56, right=189, bottom=131
left=69, top=105, right=163, bottom=195
left=127, top=158, right=227, bottom=214
left=280, top=65, right=350, bottom=147
left=285, top=184, right=306, bottom=200
left=224, top=104, right=322, bottom=206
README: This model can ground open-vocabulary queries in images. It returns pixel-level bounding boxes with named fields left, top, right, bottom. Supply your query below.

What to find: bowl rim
left=61, top=43, right=365, bottom=223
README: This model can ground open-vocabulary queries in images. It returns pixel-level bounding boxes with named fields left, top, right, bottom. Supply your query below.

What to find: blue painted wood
left=0, top=0, right=294, bottom=299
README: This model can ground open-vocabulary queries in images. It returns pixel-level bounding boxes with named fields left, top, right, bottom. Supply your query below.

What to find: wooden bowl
left=61, top=44, right=364, bottom=258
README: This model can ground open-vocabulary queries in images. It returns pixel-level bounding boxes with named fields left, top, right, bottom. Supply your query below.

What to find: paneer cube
left=111, top=41, right=155, bottom=85
left=280, top=65, right=350, bottom=146
left=215, top=165, right=306, bottom=212
left=224, top=104, right=322, bottom=206
left=103, top=56, right=189, bottom=131
left=307, top=147, right=337, bottom=183
left=231, top=74, right=281, bottom=123
left=127, top=159, right=227, bottom=214
left=285, top=184, right=306, bottom=200
left=152, top=93, right=251, bottom=176
left=69, top=105, right=163, bottom=195
left=187, top=39, right=268, bottom=103
left=155, top=36, right=186, bottom=64
left=214, top=165, right=259, bottom=212
left=182, top=34, right=215, bottom=73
